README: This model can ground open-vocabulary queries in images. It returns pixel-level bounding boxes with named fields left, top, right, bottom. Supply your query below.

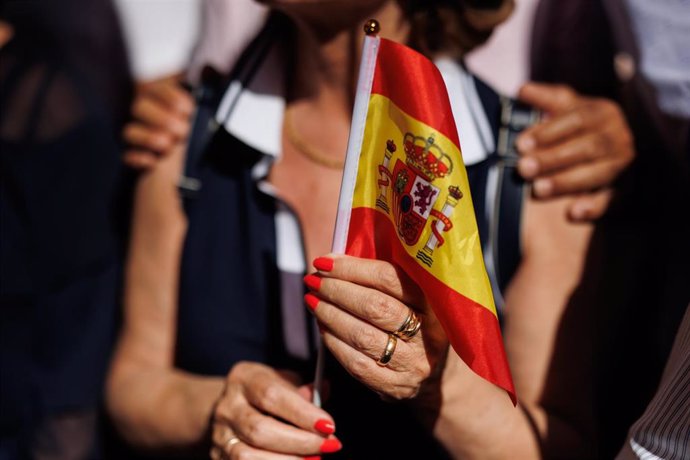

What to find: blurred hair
left=404, top=0, right=515, bottom=58
left=1, top=0, right=132, bottom=129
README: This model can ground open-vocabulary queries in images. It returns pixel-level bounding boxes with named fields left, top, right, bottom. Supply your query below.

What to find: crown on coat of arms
left=448, top=185, right=463, bottom=200
left=403, top=132, right=453, bottom=181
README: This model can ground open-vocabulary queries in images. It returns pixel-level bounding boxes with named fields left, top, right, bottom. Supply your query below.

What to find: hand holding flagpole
left=311, top=18, right=515, bottom=406
left=312, top=19, right=381, bottom=407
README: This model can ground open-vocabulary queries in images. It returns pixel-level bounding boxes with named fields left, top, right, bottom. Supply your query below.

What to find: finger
left=143, top=80, right=194, bottom=116
left=216, top=399, right=337, bottom=456
left=304, top=275, right=411, bottom=333
left=209, top=446, right=223, bottom=460
left=311, top=255, right=423, bottom=306
left=0, top=23, right=14, bottom=48
left=131, top=97, right=190, bottom=139
left=242, top=372, right=336, bottom=437
left=224, top=441, right=306, bottom=460
left=122, top=124, right=175, bottom=153
left=518, top=109, right=587, bottom=154
left=123, top=150, right=157, bottom=169
left=521, top=99, right=624, bottom=154
left=212, top=424, right=240, bottom=458
left=518, top=82, right=579, bottom=114
left=297, top=383, right=314, bottom=402
left=532, top=160, right=623, bottom=199
left=307, top=294, right=417, bottom=371
left=518, top=132, right=609, bottom=178
left=321, top=330, right=422, bottom=400
left=567, top=189, right=614, bottom=222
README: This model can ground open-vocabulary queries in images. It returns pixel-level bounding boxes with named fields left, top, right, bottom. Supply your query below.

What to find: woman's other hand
left=0, top=20, right=13, bottom=48
left=305, top=255, right=449, bottom=401
left=210, top=362, right=341, bottom=459
left=516, top=82, right=635, bottom=222
left=123, top=75, right=194, bottom=169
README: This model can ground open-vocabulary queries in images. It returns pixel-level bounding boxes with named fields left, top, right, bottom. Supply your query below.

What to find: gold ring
left=394, top=309, right=422, bottom=341
left=377, top=333, right=397, bottom=366
left=223, top=435, right=241, bottom=453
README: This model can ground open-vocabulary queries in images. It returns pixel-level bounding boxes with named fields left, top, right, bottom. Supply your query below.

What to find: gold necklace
left=284, top=107, right=346, bottom=170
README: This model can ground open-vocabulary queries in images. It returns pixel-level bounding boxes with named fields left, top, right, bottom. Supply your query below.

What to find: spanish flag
left=332, top=28, right=515, bottom=402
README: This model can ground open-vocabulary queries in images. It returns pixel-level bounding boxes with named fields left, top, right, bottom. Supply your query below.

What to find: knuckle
left=348, top=354, right=371, bottom=381
left=227, top=361, right=248, bottom=382
left=374, top=264, right=399, bottom=291
left=555, top=85, right=577, bottom=103
left=397, top=350, right=428, bottom=383
left=413, top=359, right=432, bottom=383
left=595, top=134, right=611, bottom=157
left=584, top=137, right=602, bottom=160
left=370, top=295, right=398, bottom=324
left=352, top=327, right=379, bottom=352
left=242, top=415, right=266, bottom=445
left=596, top=98, right=619, bottom=116
left=401, top=385, right=420, bottom=400
left=213, top=397, right=232, bottom=422
left=259, top=383, right=281, bottom=410
left=142, top=132, right=158, bottom=147
left=389, top=384, right=418, bottom=401
left=571, top=108, right=587, bottom=128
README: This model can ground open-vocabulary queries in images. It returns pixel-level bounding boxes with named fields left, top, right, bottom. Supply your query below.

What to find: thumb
left=567, top=189, right=614, bottom=222
left=518, top=82, right=580, bottom=114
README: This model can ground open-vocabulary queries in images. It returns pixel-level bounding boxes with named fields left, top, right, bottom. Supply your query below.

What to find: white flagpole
left=312, top=21, right=381, bottom=407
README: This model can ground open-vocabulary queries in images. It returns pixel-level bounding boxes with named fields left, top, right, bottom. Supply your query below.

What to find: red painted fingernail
left=313, top=257, right=334, bottom=272
left=314, top=419, right=335, bottom=435
left=304, top=274, right=322, bottom=291
left=320, top=438, right=342, bottom=453
left=303, top=457, right=321, bottom=460
left=304, top=293, right=320, bottom=311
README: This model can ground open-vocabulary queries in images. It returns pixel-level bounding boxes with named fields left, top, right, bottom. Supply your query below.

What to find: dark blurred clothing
left=0, top=0, right=132, bottom=458
left=616, top=303, right=690, bottom=460
left=532, top=0, right=690, bottom=457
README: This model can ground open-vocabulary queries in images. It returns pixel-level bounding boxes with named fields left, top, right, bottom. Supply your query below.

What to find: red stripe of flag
left=371, top=39, right=461, bottom=149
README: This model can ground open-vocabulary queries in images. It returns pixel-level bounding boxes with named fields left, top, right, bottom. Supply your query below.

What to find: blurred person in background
left=469, top=0, right=689, bottom=455
left=113, top=0, right=268, bottom=170
left=0, top=0, right=132, bottom=458
left=108, top=1, right=636, bottom=459
left=531, top=0, right=690, bottom=456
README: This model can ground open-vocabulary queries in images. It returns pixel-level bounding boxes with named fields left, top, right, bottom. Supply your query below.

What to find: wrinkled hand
left=305, top=255, right=448, bottom=401
left=516, top=83, right=635, bottom=221
left=123, top=75, right=194, bottom=169
left=210, top=362, right=341, bottom=459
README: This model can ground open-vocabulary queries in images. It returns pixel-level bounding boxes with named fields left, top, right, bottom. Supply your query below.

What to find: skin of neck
left=280, top=1, right=411, bottom=125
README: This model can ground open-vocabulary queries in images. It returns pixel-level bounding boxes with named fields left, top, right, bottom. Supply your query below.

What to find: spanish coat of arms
left=376, top=132, right=463, bottom=267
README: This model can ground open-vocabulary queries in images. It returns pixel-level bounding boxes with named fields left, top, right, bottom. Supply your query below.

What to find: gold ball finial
left=363, top=19, right=380, bottom=36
